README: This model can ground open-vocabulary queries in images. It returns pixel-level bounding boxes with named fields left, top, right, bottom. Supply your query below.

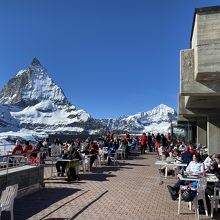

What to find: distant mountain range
left=0, top=58, right=177, bottom=143
left=101, top=104, right=177, bottom=134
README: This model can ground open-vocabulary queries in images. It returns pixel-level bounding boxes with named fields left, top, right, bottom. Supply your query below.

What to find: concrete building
left=178, top=6, right=220, bottom=155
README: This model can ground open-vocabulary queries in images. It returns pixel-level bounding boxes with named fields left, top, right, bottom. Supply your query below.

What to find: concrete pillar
left=207, top=116, right=220, bottom=155
left=196, top=118, right=207, bottom=147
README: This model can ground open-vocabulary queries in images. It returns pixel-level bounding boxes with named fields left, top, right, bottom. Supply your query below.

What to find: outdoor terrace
left=2, top=153, right=220, bottom=219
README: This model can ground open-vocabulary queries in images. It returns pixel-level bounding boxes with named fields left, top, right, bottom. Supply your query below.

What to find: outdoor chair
left=178, top=177, right=208, bottom=219
left=0, top=184, right=18, bottom=220
left=11, top=151, right=23, bottom=167
left=210, top=186, right=220, bottom=218
left=96, top=148, right=107, bottom=165
left=108, top=152, right=118, bottom=166
left=94, top=155, right=100, bottom=168
left=116, top=144, right=126, bottom=160
left=44, top=145, right=62, bottom=178
left=81, top=154, right=90, bottom=174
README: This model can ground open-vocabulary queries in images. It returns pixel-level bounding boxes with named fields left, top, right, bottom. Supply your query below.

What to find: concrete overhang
left=194, top=44, right=220, bottom=81
left=177, top=114, right=197, bottom=126
left=185, top=96, right=220, bottom=109
left=178, top=94, right=220, bottom=116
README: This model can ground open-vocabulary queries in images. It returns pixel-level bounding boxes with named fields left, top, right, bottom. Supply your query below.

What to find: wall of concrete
left=197, top=118, right=207, bottom=146
left=0, top=165, right=44, bottom=197
left=207, top=116, right=220, bottom=154
left=191, top=14, right=198, bottom=49
left=194, top=12, right=220, bottom=80
left=180, top=49, right=220, bottom=96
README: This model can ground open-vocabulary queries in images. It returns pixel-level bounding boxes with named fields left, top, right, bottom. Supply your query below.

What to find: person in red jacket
left=23, top=140, right=33, bottom=156
left=140, top=133, right=148, bottom=154
left=12, top=140, right=23, bottom=155
left=125, top=131, right=130, bottom=142
left=88, top=141, right=99, bottom=169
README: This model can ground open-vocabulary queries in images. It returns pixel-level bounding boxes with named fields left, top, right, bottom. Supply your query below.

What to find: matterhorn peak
left=0, top=59, right=71, bottom=108
left=31, top=57, right=42, bottom=66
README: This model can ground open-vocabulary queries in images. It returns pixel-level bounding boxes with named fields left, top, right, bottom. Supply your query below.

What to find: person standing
left=147, top=132, right=152, bottom=152
left=140, top=133, right=147, bottom=154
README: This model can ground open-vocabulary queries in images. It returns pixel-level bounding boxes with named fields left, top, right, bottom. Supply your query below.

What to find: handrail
left=0, top=153, right=43, bottom=188
left=0, top=144, right=13, bottom=155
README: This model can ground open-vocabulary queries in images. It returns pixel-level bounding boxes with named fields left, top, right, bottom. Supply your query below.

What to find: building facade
left=178, top=6, right=220, bottom=154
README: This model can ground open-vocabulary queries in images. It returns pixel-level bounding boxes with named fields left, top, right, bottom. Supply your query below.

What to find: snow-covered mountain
left=101, top=104, right=177, bottom=134
left=0, top=58, right=70, bottom=108
left=0, top=58, right=177, bottom=145
left=0, top=58, right=103, bottom=139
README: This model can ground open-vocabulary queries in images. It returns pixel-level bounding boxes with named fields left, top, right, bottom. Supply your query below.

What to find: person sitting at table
left=23, top=141, right=33, bottom=156
left=12, top=140, right=23, bottom=155
left=56, top=144, right=68, bottom=176
left=107, top=142, right=118, bottom=165
left=205, top=154, right=220, bottom=195
left=167, top=153, right=204, bottom=200
left=181, top=145, right=193, bottom=166
left=9, top=140, right=24, bottom=166
left=159, top=149, right=177, bottom=176
left=204, top=153, right=216, bottom=171
left=173, top=147, right=181, bottom=157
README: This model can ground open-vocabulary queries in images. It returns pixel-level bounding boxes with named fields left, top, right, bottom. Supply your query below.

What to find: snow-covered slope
left=0, top=104, right=21, bottom=132
left=10, top=100, right=89, bottom=132
left=101, top=104, right=177, bottom=134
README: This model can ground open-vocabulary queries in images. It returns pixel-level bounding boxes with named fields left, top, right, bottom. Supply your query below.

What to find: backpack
left=181, top=188, right=196, bottom=202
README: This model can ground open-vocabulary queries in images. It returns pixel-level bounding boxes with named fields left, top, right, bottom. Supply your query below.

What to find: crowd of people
left=9, top=131, right=176, bottom=167
left=10, top=139, right=48, bottom=164
left=8, top=131, right=220, bottom=213
left=157, top=139, right=220, bottom=214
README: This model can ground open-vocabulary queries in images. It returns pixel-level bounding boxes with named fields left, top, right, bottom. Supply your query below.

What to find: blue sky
left=0, top=0, right=219, bottom=119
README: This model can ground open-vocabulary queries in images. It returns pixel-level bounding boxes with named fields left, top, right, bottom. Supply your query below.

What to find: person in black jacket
left=56, top=144, right=68, bottom=176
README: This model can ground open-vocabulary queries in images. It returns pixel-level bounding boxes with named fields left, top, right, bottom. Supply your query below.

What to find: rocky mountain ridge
left=0, top=58, right=177, bottom=143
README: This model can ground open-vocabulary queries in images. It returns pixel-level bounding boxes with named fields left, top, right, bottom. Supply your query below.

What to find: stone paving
left=7, top=153, right=220, bottom=219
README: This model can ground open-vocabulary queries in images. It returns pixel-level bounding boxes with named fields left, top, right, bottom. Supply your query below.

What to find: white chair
left=47, top=145, right=62, bottom=177
left=96, top=148, right=107, bottom=166
left=81, top=155, right=90, bottom=174
left=178, top=177, right=208, bottom=219
left=50, top=145, right=61, bottom=157
left=94, top=155, right=101, bottom=168
left=211, top=186, right=220, bottom=218
left=11, top=151, right=23, bottom=167
left=0, top=184, right=18, bottom=220
left=108, top=152, right=118, bottom=166
left=116, top=144, right=126, bottom=160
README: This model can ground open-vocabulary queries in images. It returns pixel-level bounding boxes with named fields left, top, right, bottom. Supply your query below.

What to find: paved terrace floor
left=6, top=153, right=220, bottom=219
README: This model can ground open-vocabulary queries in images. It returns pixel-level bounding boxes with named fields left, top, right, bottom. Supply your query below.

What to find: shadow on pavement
left=80, top=173, right=116, bottom=181
left=120, top=163, right=150, bottom=167
left=14, top=188, right=83, bottom=220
